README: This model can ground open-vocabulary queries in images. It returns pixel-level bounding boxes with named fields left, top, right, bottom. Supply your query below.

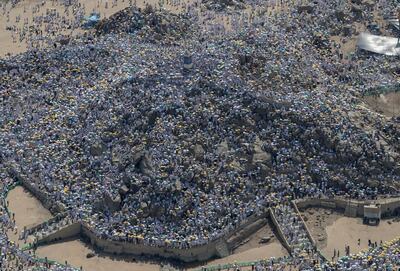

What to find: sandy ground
left=197, top=243, right=287, bottom=268
left=36, top=239, right=161, bottom=271
left=302, top=207, right=400, bottom=261
left=188, top=224, right=288, bottom=270
left=35, top=232, right=288, bottom=271
left=0, top=0, right=298, bottom=57
left=6, top=186, right=53, bottom=245
left=364, top=91, right=400, bottom=118
left=0, top=0, right=187, bottom=57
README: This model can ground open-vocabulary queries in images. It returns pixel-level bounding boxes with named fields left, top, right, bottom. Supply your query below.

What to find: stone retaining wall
left=38, top=222, right=82, bottom=245
left=25, top=212, right=68, bottom=236
left=291, top=201, right=316, bottom=248
left=29, top=210, right=286, bottom=262
left=268, top=208, right=292, bottom=253
left=34, top=213, right=275, bottom=262
left=81, top=223, right=219, bottom=262
left=8, top=167, right=65, bottom=215
left=294, top=197, right=400, bottom=218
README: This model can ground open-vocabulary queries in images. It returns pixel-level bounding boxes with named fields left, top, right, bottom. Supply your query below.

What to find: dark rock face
left=96, top=7, right=194, bottom=43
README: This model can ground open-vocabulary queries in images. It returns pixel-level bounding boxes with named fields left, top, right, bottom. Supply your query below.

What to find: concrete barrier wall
left=81, top=224, right=218, bottom=262
left=79, top=212, right=271, bottom=262
left=295, top=197, right=400, bottom=218
left=291, top=201, right=316, bottom=248
left=268, top=208, right=292, bottom=253
left=380, top=199, right=400, bottom=217
left=30, top=210, right=274, bottom=262
left=25, top=212, right=67, bottom=235
left=227, top=218, right=267, bottom=250
left=38, top=223, right=81, bottom=245
left=9, top=168, right=65, bottom=215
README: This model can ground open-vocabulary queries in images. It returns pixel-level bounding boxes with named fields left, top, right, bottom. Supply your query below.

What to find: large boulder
left=118, top=185, right=129, bottom=195
left=89, top=142, right=106, bottom=156
left=138, top=152, right=154, bottom=176
left=193, top=144, right=205, bottom=160
left=297, top=5, right=315, bottom=14
left=94, top=192, right=122, bottom=213
left=252, top=137, right=272, bottom=166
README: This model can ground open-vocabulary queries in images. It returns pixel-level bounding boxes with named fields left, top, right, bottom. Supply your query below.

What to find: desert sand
left=190, top=225, right=288, bottom=270
left=364, top=92, right=400, bottom=118
left=0, top=0, right=186, bottom=57
left=36, top=239, right=161, bottom=271
left=0, top=0, right=294, bottom=57
left=6, top=186, right=53, bottom=245
left=302, top=207, right=400, bottom=260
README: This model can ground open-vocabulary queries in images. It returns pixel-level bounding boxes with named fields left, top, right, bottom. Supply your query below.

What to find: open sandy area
left=0, top=0, right=187, bottom=57
left=36, top=239, right=161, bottom=271
left=6, top=185, right=53, bottom=245
left=302, top=207, right=400, bottom=261
left=189, top=224, right=288, bottom=270
left=364, top=91, right=400, bottom=118
left=0, top=0, right=295, bottom=57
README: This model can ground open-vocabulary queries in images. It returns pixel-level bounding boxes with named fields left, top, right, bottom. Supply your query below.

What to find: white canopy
left=357, top=32, right=400, bottom=56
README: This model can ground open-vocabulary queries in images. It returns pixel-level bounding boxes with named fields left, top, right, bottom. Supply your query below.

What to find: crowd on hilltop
left=0, top=0, right=400, bottom=270
left=1, top=0, right=399, bottom=249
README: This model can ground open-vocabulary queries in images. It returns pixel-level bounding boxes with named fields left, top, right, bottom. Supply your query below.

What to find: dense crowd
left=0, top=0, right=400, bottom=270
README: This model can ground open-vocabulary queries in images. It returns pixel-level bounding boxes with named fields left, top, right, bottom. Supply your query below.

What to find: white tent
left=357, top=32, right=400, bottom=56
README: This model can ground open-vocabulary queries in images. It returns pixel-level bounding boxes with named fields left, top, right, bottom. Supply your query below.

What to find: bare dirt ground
left=302, top=207, right=400, bottom=261
left=0, top=0, right=294, bottom=57
left=36, top=239, right=161, bottom=271
left=6, top=186, right=53, bottom=246
left=0, top=0, right=186, bottom=57
left=189, top=223, right=288, bottom=270
left=364, top=92, right=400, bottom=118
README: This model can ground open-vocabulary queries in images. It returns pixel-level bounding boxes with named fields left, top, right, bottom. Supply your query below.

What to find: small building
left=363, top=204, right=381, bottom=225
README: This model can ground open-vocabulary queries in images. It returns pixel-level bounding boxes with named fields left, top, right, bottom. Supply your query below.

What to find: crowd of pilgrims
left=0, top=0, right=400, bottom=270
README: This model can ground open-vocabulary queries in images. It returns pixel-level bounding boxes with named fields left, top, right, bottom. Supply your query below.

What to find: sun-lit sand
left=36, top=239, right=160, bottom=271
left=198, top=242, right=287, bottom=269
left=0, top=0, right=187, bottom=57
left=364, top=92, right=400, bottom=118
left=0, top=0, right=293, bottom=57
left=6, top=186, right=53, bottom=245
left=322, top=216, right=400, bottom=260
left=302, top=207, right=400, bottom=261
